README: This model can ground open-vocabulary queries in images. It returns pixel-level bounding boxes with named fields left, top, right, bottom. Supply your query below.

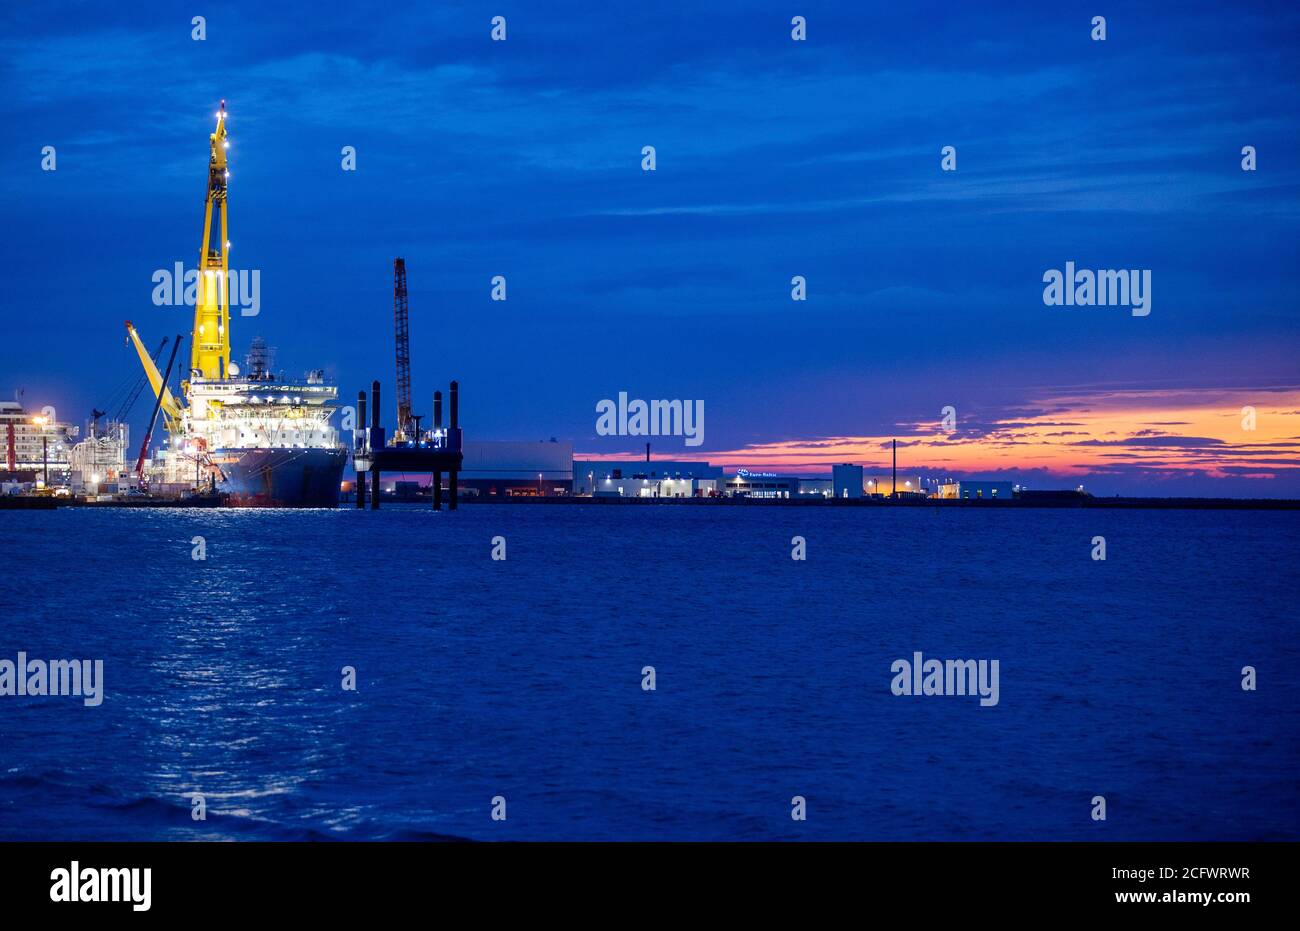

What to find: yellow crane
left=190, top=100, right=232, bottom=385
left=126, top=102, right=233, bottom=434
left=125, top=321, right=182, bottom=433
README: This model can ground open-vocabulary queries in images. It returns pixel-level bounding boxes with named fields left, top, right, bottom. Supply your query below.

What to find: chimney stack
left=892, top=439, right=897, bottom=498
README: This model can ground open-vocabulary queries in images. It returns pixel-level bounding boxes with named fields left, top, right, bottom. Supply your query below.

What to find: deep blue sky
left=2, top=1, right=1298, bottom=493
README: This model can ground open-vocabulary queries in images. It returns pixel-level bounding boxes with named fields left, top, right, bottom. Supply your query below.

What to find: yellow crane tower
left=190, top=100, right=232, bottom=385
left=126, top=102, right=232, bottom=434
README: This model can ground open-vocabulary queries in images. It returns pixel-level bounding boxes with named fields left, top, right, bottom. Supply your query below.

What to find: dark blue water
left=1, top=504, right=1296, bottom=840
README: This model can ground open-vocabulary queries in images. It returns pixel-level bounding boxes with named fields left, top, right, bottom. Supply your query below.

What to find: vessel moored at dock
left=126, top=102, right=346, bottom=507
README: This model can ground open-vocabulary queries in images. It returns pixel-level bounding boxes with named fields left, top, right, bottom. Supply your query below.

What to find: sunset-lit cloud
left=699, top=386, right=1300, bottom=486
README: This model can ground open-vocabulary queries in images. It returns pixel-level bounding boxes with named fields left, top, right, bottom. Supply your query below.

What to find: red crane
left=136, top=335, right=183, bottom=481
left=393, top=257, right=414, bottom=442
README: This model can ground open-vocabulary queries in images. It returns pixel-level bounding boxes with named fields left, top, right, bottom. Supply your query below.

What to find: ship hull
left=213, top=447, right=347, bottom=508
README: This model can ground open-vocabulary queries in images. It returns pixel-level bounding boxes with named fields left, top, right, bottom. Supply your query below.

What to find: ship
left=126, top=102, right=347, bottom=507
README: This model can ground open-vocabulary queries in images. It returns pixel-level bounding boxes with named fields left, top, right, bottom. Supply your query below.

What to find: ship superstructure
left=127, top=103, right=346, bottom=506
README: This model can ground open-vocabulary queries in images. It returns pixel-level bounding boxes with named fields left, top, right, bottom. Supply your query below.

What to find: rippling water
left=1, top=504, right=1296, bottom=840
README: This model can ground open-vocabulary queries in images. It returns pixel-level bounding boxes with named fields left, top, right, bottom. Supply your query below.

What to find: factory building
left=456, top=439, right=574, bottom=496
left=592, top=475, right=719, bottom=498
left=832, top=464, right=864, bottom=498
left=574, top=459, right=723, bottom=497
left=68, top=421, right=131, bottom=493
left=564, top=455, right=1030, bottom=504
left=724, top=471, right=804, bottom=498
left=723, top=474, right=839, bottom=498
left=934, top=480, right=1016, bottom=500
left=862, top=473, right=927, bottom=498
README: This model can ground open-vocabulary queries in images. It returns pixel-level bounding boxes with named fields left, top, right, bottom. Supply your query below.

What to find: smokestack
left=448, top=380, right=459, bottom=510
left=370, top=380, right=381, bottom=510
left=355, top=391, right=368, bottom=508
left=432, top=391, right=443, bottom=509
left=892, top=439, right=897, bottom=499
left=646, top=442, right=650, bottom=463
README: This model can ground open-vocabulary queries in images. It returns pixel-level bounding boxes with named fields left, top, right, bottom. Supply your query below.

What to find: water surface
left=1, top=504, right=1296, bottom=840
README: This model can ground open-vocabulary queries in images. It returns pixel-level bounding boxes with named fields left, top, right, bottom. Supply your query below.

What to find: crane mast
left=190, top=100, right=231, bottom=386
left=393, top=257, right=413, bottom=441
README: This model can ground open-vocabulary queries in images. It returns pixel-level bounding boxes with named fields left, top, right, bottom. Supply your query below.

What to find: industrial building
left=68, top=421, right=130, bottom=493
left=724, top=471, right=803, bottom=498
left=574, top=460, right=938, bottom=500
left=832, top=464, right=864, bottom=498
left=863, top=473, right=927, bottom=498
left=591, top=475, right=720, bottom=498
left=574, top=459, right=723, bottom=498
left=458, top=439, right=574, bottom=496
left=935, top=480, right=1016, bottom=500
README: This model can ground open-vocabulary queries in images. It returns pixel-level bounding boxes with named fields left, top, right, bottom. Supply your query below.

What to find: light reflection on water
left=2, top=504, right=1298, bottom=840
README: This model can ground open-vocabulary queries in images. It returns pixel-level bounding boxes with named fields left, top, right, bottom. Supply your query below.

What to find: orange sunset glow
left=704, top=386, right=1300, bottom=482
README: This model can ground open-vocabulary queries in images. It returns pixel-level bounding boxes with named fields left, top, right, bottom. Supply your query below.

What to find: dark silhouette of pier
left=354, top=379, right=463, bottom=510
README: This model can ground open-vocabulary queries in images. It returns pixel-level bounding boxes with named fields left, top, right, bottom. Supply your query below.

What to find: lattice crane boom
left=393, top=257, right=413, bottom=441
